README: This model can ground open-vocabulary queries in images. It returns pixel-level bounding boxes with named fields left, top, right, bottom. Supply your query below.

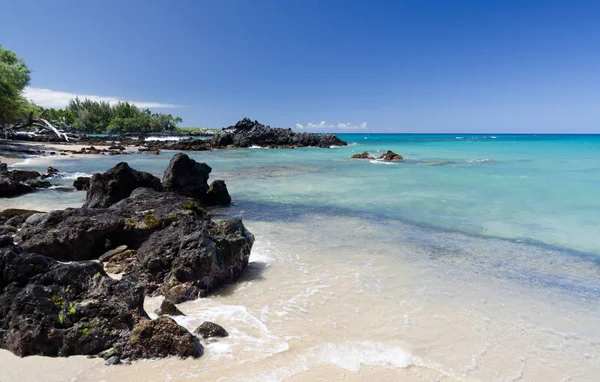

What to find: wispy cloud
left=23, top=87, right=182, bottom=109
left=295, top=120, right=368, bottom=130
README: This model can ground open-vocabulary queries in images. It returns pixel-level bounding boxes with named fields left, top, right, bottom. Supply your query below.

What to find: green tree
left=0, top=44, right=33, bottom=127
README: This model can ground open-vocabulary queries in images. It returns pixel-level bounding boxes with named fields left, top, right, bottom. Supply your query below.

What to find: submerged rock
left=84, top=162, right=163, bottom=208
left=193, top=321, right=228, bottom=339
left=211, top=118, right=347, bottom=149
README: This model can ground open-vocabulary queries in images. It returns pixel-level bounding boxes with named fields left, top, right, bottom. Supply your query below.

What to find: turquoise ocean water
left=5, top=134, right=600, bottom=296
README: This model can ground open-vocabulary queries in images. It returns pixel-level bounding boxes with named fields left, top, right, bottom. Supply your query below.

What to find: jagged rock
left=131, top=213, right=254, bottom=303
left=379, top=150, right=403, bottom=161
left=154, top=299, right=185, bottom=317
left=351, top=151, right=375, bottom=159
left=73, top=177, right=90, bottom=191
left=84, top=162, right=163, bottom=208
left=211, top=118, right=347, bottom=148
left=162, top=153, right=211, bottom=199
left=204, top=180, right=231, bottom=206
left=193, top=322, right=228, bottom=339
left=16, top=209, right=126, bottom=261
left=0, top=247, right=146, bottom=357
left=16, top=158, right=253, bottom=303
left=0, top=243, right=203, bottom=360
left=121, top=316, right=203, bottom=359
left=0, top=162, right=7, bottom=173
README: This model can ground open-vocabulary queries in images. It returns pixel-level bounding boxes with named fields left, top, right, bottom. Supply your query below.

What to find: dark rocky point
left=211, top=118, right=347, bottom=149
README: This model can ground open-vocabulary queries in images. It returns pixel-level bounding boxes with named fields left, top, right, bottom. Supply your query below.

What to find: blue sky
left=1, top=0, right=599, bottom=132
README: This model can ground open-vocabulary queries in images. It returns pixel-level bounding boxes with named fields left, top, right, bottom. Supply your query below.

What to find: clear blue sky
left=1, top=0, right=599, bottom=132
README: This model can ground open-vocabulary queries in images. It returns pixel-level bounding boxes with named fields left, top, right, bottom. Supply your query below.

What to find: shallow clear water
left=3, top=134, right=600, bottom=380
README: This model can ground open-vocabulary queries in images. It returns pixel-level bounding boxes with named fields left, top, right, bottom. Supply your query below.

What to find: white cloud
left=23, top=87, right=182, bottom=109
left=296, top=120, right=368, bottom=130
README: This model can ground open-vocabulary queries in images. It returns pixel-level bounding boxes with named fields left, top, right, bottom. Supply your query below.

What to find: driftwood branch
left=6, top=110, right=75, bottom=142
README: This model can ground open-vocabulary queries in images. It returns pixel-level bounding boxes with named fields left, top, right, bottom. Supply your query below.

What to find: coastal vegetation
left=0, top=44, right=183, bottom=134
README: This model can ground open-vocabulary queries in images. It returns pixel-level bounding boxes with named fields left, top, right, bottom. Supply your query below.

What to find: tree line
left=0, top=44, right=183, bottom=134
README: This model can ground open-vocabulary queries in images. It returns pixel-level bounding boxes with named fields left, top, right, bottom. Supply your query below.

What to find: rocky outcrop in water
left=379, top=150, right=403, bottom=161
left=84, top=162, right=163, bottom=208
left=351, top=151, right=375, bottom=160
left=211, top=118, right=347, bottom=148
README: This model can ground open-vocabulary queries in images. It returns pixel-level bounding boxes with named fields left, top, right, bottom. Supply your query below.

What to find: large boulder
left=0, top=244, right=143, bottom=357
left=0, top=240, right=202, bottom=359
left=211, top=118, right=347, bottom=148
left=16, top=209, right=126, bottom=261
left=162, top=153, right=212, bottom=199
left=84, top=162, right=163, bottom=208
